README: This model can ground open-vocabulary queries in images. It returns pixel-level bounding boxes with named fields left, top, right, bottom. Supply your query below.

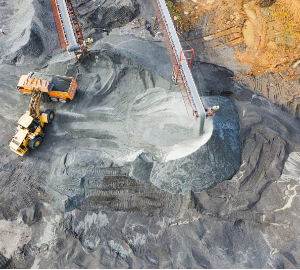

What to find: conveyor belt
left=50, top=0, right=79, bottom=51
left=152, top=0, right=206, bottom=123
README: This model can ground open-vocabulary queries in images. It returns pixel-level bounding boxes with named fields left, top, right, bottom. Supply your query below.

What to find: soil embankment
left=174, top=0, right=300, bottom=117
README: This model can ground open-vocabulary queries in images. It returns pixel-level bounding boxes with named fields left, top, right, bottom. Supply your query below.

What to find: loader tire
left=50, top=97, right=58, bottom=102
left=28, top=136, right=42, bottom=150
left=59, top=98, right=70, bottom=103
left=45, top=109, right=54, bottom=123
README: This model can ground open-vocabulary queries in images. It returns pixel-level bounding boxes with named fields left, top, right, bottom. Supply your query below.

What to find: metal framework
left=151, top=0, right=206, bottom=123
left=65, top=0, right=88, bottom=59
left=50, top=0, right=68, bottom=50
left=50, top=0, right=88, bottom=60
left=172, top=49, right=194, bottom=81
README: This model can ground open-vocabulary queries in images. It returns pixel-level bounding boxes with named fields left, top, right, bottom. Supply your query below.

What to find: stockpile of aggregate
left=0, top=0, right=299, bottom=268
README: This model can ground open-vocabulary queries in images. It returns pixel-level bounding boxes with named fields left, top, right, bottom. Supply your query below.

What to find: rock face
left=0, top=0, right=300, bottom=268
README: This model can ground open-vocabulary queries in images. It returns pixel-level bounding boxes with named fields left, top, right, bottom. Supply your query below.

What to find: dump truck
left=9, top=88, right=54, bottom=156
left=17, top=72, right=77, bottom=103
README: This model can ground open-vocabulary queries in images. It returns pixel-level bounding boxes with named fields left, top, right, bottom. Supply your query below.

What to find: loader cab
left=27, top=119, right=40, bottom=133
left=18, top=114, right=41, bottom=134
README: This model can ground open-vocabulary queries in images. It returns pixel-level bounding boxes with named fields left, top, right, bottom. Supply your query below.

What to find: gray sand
left=0, top=0, right=300, bottom=268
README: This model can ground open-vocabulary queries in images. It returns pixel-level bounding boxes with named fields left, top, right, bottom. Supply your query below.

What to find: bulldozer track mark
left=77, top=176, right=181, bottom=214
left=202, top=29, right=242, bottom=42
left=49, top=183, right=83, bottom=197
left=240, top=70, right=300, bottom=115
left=0, top=253, right=14, bottom=269
left=274, top=80, right=282, bottom=101
left=228, top=36, right=244, bottom=46
left=22, top=192, right=34, bottom=208
left=84, top=166, right=127, bottom=177
left=286, top=80, right=298, bottom=94
left=254, top=75, right=263, bottom=94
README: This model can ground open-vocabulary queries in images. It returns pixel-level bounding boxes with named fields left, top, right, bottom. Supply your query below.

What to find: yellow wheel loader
left=9, top=87, right=55, bottom=156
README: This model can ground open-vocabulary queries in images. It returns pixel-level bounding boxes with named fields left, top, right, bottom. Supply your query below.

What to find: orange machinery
left=17, top=72, right=77, bottom=103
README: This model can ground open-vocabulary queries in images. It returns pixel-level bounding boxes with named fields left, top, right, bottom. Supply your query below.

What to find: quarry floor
left=0, top=0, right=300, bottom=268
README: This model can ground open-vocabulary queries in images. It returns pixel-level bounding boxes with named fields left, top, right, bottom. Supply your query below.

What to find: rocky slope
left=174, top=0, right=300, bottom=117
left=0, top=0, right=300, bottom=268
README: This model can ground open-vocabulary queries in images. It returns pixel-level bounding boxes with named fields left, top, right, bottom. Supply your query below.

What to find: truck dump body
left=51, top=76, right=72, bottom=92
left=17, top=72, right=77, bottom=101
left=32, top=73, right=74, bottom=92
left=49, top=75, right=77, bottom=101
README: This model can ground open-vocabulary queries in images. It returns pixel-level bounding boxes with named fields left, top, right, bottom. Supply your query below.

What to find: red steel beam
left=151, top=0, right=194, bottom=116
left=50, top=0, right=68, bottom=50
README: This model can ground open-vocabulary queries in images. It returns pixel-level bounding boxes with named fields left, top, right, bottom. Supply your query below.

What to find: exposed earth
left=172, top=0, right=300, bottom=117
left=0, top=0, right=300, bottom=268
